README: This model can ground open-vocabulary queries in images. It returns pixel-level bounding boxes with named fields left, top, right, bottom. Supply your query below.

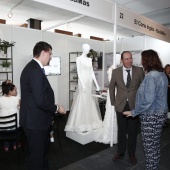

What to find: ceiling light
left=7, top=11, right=13, bottom=18
left=7, top=0, right=23, bottom=19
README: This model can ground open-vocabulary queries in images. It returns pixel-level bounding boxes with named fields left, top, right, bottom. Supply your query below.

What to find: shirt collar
left=33, top=58, right=44, bottom=69
left=123, top=66, right=132, bottom=72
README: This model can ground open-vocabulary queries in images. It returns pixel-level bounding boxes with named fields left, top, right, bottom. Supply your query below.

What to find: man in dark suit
left=20, top=41, right=65, bottom=170
left=109, top=51, right=144, bottom=165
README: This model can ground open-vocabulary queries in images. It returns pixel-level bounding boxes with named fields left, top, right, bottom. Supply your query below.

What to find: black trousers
left=116, top=102, right=139, bottom=155
left=24, top=128, right=50, bottom=170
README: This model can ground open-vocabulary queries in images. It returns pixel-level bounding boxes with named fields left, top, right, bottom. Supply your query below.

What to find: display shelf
left=69, top=52, right=82, bottom=109
left=0, top=58, right=12, bottom=60
left=0, top=47, right=13, bottom=83
left=70, top=80, right=78, bottom=82
left=70, top=90, right=76, bottom=92
left=70, top=71, right=77, bottom=73
left=0, top=71, right=12, bottom=73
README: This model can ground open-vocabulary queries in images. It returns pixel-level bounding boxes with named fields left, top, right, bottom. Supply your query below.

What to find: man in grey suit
left=20, top=41, right=65, bottom=170
left=109, top=51, right=144, bottom=165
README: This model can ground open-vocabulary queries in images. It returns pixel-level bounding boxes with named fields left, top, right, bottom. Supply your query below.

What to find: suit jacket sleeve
left=109, top=70, right=116, bottom=106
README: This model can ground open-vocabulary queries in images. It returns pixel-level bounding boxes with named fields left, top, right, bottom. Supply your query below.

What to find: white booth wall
left=12, top=26, right=42, bottom=89
left=0, top=24, right=11, bottom=42
left=120, top=36, right=145, bottom=52
left=0, top=24, right=170, bottom=110
left=0, top=24, right=113, bottom=110
left=145, top=36, right=170, bottom=66
left=118, top=36, right=170, bottom=66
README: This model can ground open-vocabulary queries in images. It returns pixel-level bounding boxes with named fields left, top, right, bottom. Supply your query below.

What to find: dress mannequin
left=96, top=65, right=118, bottom=144
left=65, top=44, right=102, bottom=133
left=77, top=44, right=100, bottom=92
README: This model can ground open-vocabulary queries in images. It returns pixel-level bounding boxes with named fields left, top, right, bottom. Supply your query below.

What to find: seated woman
left=0, top=82, right=20, bottom=151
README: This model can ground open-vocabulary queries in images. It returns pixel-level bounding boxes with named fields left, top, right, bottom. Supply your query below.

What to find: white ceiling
left=0, top=0, right=170, bottom=39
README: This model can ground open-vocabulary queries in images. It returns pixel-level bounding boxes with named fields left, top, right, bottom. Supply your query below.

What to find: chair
left=0, top=113, right=21, bottom=164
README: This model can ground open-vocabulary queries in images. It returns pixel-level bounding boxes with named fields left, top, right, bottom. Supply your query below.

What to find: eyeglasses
left=45, top=51, right=53, bottom=56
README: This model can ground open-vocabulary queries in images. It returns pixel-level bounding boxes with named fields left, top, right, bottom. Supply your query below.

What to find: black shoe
left=112, top=153, right=124, bottom=161
left=129, top=154, right=137, bottom=165
left=163, top=122, right=169, bottom=128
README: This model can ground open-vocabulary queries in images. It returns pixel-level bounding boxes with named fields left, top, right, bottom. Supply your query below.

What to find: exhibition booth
left=0, top=0, right=170, bottom=112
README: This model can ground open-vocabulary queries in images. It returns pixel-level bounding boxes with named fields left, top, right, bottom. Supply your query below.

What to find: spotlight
left=7, top=11, right=13, bottom=18
left=7, top=0, right=23, bottom=19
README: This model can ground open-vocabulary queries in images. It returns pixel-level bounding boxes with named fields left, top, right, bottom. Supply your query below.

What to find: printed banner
left=117, top=5, right=170, bottom=43
left=32, top=0, right=114, bottom=23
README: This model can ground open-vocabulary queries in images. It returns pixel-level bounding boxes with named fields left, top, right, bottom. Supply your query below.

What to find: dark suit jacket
left=20, top=60, right=57, bottom=130
left=109, top=65, right=144, bottom=112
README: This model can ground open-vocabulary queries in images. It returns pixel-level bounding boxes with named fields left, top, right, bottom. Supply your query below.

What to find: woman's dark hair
left=141, top=49, right=163, bottom=72
left=164, top=64, right=170, bottom=74
left=1, top=82, right=15, bottom=95
left=33, top=41, right=52, bottom=58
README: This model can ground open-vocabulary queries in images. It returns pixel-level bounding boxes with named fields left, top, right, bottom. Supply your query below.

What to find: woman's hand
left=123, top=111, right=132, bottom=117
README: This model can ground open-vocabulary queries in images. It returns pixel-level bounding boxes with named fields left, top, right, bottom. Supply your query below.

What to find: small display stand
left=66, top=93, right=107, bottom=145
left=66, top=130, right=100, bottom=145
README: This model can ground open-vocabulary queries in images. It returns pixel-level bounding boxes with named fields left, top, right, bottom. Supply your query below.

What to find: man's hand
left=56, top=105, right=66, bottom=114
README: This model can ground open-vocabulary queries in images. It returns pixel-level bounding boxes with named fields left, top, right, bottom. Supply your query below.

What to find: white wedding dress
left=65, top=56, right=102, bottom=133
left=95, top=66, right=118, bottom=144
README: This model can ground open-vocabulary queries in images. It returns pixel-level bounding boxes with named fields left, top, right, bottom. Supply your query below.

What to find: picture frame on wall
left=44, top=56, right=61, bottom=75
left=93, top=52, right=103, bottom=70
left=93, top=52, right=103, bottom=87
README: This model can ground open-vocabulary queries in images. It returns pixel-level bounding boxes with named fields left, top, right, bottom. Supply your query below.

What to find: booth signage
left=117, top=5, right=170, bottom=43
left=70, top=0, right=90, bottom=7
left=32, top=0, right=114, bottom=23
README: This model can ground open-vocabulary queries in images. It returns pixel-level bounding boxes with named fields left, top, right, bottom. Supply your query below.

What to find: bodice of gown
left=77, top=57, right=92, bottom=83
